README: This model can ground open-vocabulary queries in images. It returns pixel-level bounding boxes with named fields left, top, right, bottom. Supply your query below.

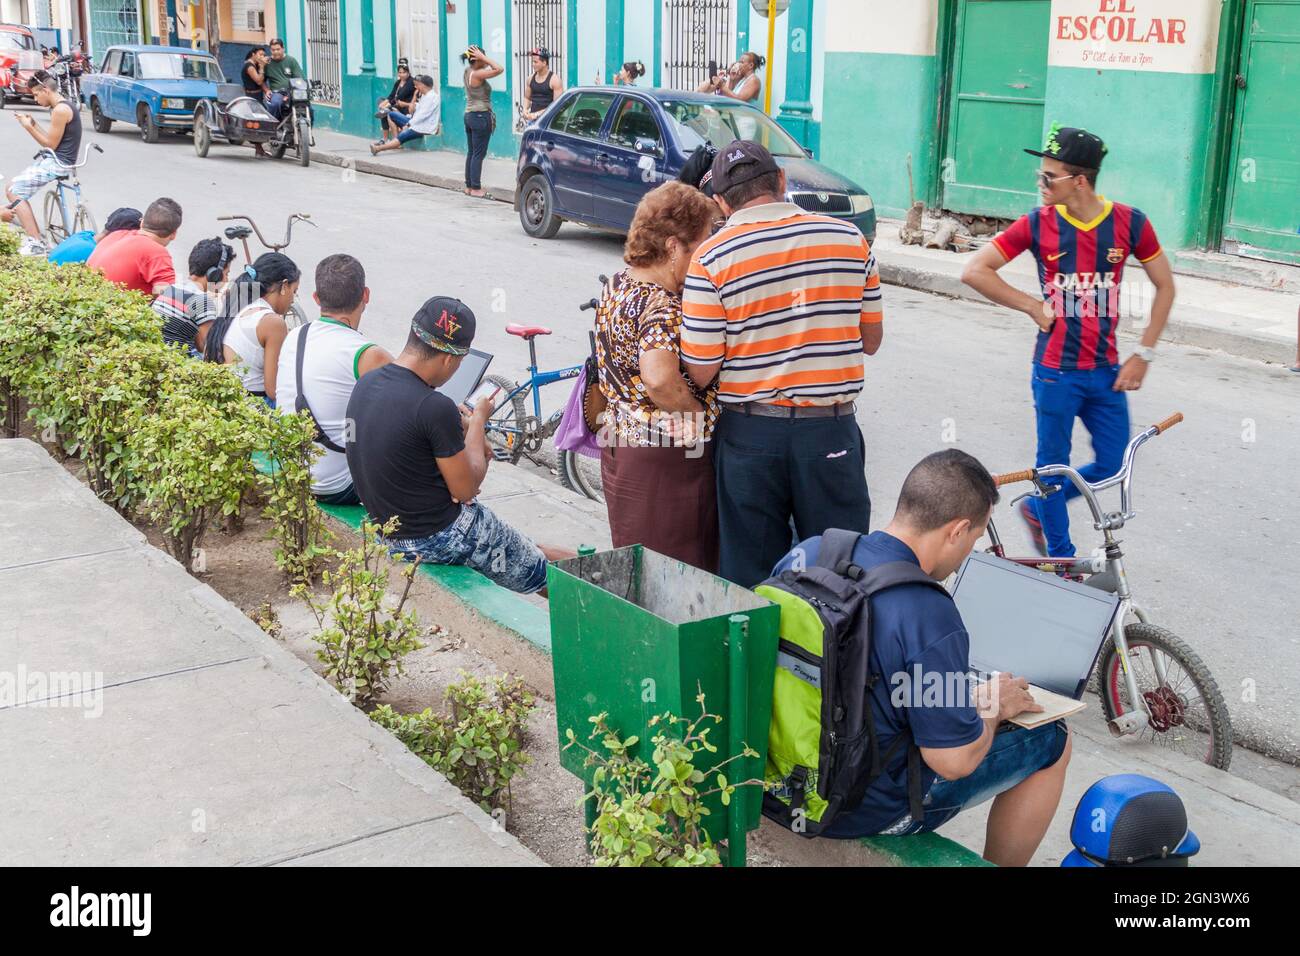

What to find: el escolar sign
left=1048, top=0, right=1223, bottom=75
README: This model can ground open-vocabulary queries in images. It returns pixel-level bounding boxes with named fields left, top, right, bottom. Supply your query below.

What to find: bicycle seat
left=224, top=225, right=253, bottom=240
left=506, top=324, right=552, bottom=339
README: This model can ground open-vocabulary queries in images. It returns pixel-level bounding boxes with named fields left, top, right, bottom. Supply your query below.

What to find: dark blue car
left=515, top=87, right=876, bottom=241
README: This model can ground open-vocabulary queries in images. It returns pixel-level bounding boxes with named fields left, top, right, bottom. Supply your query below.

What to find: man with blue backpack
left=759, top=449, right=1073, bottom=866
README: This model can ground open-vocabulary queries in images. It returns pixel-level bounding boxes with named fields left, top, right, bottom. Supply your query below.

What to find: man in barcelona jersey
left=962, top=124, right=1176, bottom=559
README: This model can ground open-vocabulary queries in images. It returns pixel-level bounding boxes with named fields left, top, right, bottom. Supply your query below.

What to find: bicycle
left=483, top=279, right=605, bottom=502
left=217, top=213, right=315, bottom=329
left=38, top=143, right=102, bottom=248
left=988, top=412, right=1233, bottom=770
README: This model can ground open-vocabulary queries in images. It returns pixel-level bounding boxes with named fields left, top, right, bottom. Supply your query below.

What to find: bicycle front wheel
left=484, top=374, right=527, bottom=464
left=1098, top=622, right=1233, bottom=770
left=558, top=449, right=603, bottom=502
left=42, top=190, right=68, bottom=246
left=74, top=204, right=96, bottom=235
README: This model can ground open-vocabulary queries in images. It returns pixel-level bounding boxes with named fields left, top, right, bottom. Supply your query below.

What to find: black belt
left=727, top=401, right=856, bottom=420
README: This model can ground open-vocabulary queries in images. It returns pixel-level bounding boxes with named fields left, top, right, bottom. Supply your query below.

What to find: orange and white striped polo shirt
left=680, top=202, right=882, bottom=407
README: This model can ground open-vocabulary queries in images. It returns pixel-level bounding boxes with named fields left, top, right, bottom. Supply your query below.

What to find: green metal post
left=727, top=613, right=750, bottom=868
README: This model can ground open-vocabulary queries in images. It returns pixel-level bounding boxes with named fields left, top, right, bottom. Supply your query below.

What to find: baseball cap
left=710, top=140, right=780, bottom=197
left=1025, top=122, right=1108, bottom=170
left=105, top=207, right=143, bottom=233
left=411, top=296, right=476, bottom=356
left=527, top=47, right=550, bottom=61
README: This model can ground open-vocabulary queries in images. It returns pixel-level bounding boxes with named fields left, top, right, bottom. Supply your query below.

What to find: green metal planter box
left=548, top=545, right=781, bottom=846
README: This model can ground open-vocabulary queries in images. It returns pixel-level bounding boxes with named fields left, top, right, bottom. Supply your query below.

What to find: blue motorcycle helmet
left=1061, top=774, right=1200, bottom=867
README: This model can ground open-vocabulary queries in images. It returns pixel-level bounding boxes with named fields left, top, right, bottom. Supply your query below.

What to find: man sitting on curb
left=48, top=207, right=142, bottom=266
left=152, top=237, right=235, bottom=355
left=87, top=197, right=182, bottom=298
left=346, top=296, right=573, bottom=594
left=277, top=254, right=393, bottom=506
left=369, top=74, right=441, bottom=155
left=770, top=449, right=1072, bottom=866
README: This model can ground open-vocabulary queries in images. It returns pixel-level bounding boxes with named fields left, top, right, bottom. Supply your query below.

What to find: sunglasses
left=1037, top=170, right=1077, bottom=189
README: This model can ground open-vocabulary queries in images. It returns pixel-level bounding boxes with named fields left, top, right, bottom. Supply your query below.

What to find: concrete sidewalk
left=0, top=438, right=541, bottom=867
left=311, top=126, right=1299, bottom=367
left=431, top=452, right=1300, bottom=866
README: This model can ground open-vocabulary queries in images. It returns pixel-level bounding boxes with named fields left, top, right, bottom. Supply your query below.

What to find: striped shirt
left=152, top=279, right=218, bottom=351
left=680, top=202, right=881, bottom=406
left=992, top=198, right=1162, bottom=371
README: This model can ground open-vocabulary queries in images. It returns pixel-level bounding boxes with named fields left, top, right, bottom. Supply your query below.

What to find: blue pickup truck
left=80, top=44, right=223, bottom=143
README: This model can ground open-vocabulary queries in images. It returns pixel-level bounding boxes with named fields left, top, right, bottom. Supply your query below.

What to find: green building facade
left=276, top=0, right=1299, bottom=264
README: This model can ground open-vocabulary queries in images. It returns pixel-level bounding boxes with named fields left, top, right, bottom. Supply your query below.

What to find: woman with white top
left=203, top=252, right=301, bottom=406
left=698, top=52, right=764, bottom=107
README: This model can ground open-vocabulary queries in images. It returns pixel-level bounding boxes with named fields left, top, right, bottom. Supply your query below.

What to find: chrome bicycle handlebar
left=996, top=413, right=1182, bottom=532
left=217, top=213, right=314, bottom=251
left=38, top=143, right=103, bottom=171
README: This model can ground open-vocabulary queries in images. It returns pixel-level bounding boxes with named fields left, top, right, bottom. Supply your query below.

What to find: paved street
left=3, top=116, right=1297, bottom=766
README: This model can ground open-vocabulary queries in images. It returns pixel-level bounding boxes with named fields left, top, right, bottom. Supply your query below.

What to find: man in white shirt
left=370, top=74, right=441, bottom=155
left=275, top=254, right=394, bottom=505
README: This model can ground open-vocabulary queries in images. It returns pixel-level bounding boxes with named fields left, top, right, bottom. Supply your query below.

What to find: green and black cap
left=1026, top=123, right=1108, bottom=170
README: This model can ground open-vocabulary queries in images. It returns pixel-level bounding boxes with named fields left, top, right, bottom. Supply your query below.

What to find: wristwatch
left=1132, top=345, right=1157, bottom=363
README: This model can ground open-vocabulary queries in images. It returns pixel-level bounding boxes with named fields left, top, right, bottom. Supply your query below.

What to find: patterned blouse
left=594, top=270, right=719, bottom=448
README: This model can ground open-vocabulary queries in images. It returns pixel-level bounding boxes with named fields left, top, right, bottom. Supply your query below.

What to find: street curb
left=312, top=150, right=518, bottom=206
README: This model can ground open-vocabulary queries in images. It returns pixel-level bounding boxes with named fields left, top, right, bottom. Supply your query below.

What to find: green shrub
left=259, top=410, right=333, bottom=584
left=0, top=229, right=19, bottom=258
left=293, top=519, right=425, bottom=703
left=0, top=259, right=159, bottom=437
left=133, top=394, right=267, bottom=572
left=564, top=694, right=764, bottom=867
left=371, top=673, right=535, bottom=815
left=38, top=341, right=183, bottom=511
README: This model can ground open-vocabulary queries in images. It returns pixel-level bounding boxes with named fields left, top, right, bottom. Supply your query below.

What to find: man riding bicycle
left=1, top=69, right=81, bottom=256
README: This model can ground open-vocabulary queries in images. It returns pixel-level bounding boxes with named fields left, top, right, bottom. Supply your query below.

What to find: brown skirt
left=601, top=442, right=719, bottom=574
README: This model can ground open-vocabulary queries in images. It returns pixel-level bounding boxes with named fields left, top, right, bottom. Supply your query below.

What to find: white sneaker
left=18, top=237, right=49, bottom=257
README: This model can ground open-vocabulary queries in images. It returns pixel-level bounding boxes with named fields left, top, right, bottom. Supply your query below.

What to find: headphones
left=206, top=242, right=233, bottom=284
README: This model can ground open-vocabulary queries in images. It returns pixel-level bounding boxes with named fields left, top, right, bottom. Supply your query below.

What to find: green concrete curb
left=315, top=501, right=552, bottom=654
left=265, top=457, right=979, bottom=867
left=861, top=832, right=994, bottom=867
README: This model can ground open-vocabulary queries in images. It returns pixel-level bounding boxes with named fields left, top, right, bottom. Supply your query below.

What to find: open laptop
left=437, top=348, right=493, bottom=406
left=951, top=552, right=1121, bottom=700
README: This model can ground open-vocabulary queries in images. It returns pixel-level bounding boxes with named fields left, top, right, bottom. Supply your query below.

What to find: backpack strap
left=814, top=528, right=865, bottom=580
left=294, top=323, right=348, bottom=455
left=856, top=560, right=951, bottom=600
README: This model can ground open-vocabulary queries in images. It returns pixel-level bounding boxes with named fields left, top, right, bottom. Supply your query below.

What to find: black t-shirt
left=346, top=364, right=466, bottom=539
left=243, top=60, right=264, bottom=96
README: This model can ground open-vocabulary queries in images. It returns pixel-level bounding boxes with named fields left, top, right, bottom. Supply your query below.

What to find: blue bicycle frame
left=487, top=334, right=583, bottom=445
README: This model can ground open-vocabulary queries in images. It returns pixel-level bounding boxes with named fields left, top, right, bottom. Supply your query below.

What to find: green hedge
left=0, top=249, right=328, bottom=576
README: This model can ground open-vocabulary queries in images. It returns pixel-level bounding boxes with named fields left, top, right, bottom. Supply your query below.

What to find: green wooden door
left=1223, top=0, right=1300, bottom=264
left=941, top=0, right=1051, bottom=219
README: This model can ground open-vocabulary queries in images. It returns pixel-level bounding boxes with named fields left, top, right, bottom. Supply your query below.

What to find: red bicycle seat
left=506, top=323, right=553, bottom=339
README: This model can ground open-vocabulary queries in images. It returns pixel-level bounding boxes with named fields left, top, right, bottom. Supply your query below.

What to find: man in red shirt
left=962, top=126, right=1176, bottom=558
left=87, top=197, right=182, bottom=298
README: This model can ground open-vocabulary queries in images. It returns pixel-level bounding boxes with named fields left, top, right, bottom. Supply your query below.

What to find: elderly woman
left=594, top=181, right=722, bottom=572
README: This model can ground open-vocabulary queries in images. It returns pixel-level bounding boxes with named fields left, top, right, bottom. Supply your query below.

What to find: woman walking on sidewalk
left=462, top=45, right=502, bottom=198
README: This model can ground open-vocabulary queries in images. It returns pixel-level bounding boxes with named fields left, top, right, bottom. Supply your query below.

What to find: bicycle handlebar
left=38, top=143, right=103, bottom=170
left=993, top=411, right=1184, bottom=529
left=217, top=213, right=314, bottom=251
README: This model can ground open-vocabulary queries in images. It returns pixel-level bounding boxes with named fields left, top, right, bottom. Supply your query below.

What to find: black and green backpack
left=755, top=529, right=952, bottom=837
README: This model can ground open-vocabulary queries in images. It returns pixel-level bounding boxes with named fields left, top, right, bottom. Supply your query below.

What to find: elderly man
left=369, top=74, right=440, bottom=154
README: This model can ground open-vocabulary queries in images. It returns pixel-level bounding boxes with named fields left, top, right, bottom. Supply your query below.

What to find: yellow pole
left=764, top=0, right=776, bottom=114
left=190, top=2, right=199, bottom=49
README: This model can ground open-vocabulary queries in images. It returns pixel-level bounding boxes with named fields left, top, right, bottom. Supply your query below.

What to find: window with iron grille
left=305, top=0, right=342, bottom=106
left=513, top=0, right=565, bottom=128
left=88, top=0, right=142, bottom=57
left=662, top=0, right=733, bottom=92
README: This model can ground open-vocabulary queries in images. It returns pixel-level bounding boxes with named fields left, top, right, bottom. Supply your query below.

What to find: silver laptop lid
left=952, top=552, right=1120, bottom=699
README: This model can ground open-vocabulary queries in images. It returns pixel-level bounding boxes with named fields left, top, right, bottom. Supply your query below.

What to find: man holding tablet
left=346, top=296, right=573, bottom=594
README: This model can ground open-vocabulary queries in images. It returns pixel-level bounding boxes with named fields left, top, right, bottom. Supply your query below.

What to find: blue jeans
left=1027, top=363, right=1130, bottom=557
left=464, top=110, right=492, bottom=189
left=385, top=502, right=548, bottom=594
left=878, top=721, right=1070, bottom=835
left=266, top=91, right=287, bottom=119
